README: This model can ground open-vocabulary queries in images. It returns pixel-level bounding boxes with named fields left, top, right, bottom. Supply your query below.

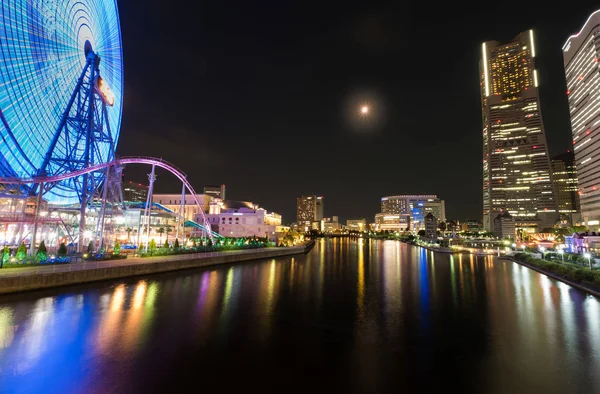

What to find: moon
left=361, top=105, right=369, bottom=114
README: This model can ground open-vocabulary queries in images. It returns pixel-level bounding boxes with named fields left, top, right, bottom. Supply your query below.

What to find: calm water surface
left=0, top=239, right=599, bottom=393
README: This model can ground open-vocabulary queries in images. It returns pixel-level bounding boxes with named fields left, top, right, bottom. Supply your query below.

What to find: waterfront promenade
left=0, top=241, right=315, bottom=294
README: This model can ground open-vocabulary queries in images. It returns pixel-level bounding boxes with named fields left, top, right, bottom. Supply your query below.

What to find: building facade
left=424, top=213, right=438, bottom=238
left=296, top=195, right=324, bottom=230
left=202, top=200, right=282, bottom=241
left=346, top=219, right=367, bottom=231
left=203, top=184, right=226, bottom=201
left=481, top=30, right=557, bottom=232
left=122, top=181, right=148, bottom=203
left=563, top=10, right=600, bottom=228
left=379, top=195, right=445, bottom=230
left=323, top=216, right=342, bottom=233
left=551, top=151, right=580, bottom=224
left=152, top=194, right=212, bottom=222
left=493, top=211, right=516, bottom=239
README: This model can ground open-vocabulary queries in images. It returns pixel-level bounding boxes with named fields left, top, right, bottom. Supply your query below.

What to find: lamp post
left=558, top=249, right=564, bottom=265
left=584, top=252, right=592, bottom=270
left=539, top=246, right=546, bottom=260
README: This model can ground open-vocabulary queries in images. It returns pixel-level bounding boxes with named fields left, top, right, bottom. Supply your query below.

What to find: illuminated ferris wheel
left=0, top=0, right=123, bottom=204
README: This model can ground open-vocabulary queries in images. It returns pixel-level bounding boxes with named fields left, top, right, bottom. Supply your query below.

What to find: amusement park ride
left=0, top=0, right=217, bottom=254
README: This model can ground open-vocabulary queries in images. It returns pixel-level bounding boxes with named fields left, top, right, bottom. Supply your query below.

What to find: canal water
left=0, top=239, right=599, bottom=393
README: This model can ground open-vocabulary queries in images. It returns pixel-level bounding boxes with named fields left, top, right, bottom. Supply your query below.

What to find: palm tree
left=158, top=227, right=165, bottom=244
left=166, top=227, right=173, bottom=244
left=126, top=227, right=133, bottom=243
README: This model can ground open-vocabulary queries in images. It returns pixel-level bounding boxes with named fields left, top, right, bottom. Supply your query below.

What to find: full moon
left=361, top=105, right=369, bottom=114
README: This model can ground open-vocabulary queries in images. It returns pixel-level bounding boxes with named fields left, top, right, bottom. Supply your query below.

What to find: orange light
left=95, top=76, right=115, bottom=106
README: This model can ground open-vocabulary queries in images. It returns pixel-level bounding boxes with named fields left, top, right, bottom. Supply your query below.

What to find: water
left=0, top=239, right=599, bottom=393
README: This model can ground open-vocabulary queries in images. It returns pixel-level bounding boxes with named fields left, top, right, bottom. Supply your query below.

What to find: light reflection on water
left=0, top=239, right=599, bottom=393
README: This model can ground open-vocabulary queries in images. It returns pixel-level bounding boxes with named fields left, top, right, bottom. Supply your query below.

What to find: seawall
left=0, top=241, right=315, bottom=295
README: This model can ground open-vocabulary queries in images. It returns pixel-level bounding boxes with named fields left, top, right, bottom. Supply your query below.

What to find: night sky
left=116, top=1, right=600, bottom=224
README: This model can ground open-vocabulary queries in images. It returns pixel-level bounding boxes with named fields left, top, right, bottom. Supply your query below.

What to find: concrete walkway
left=0, top=247, right=305, bottom=279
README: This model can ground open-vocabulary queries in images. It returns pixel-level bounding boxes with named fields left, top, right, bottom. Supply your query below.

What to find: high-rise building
left=379, top=195, right=445, bottom=230
left=122, top=181, right=148, bottom=203
left=316, top=196, right=324, bottom=221
left=563, top=10, right=600, bottom=228
left=424, top=213, right=438, bottom=238
left=297, top=195, right=323, bottom=230
left=481, top=30, right=557, bottom=232
left=203, top=184, right=226, bottom=200
left=551, top=151, right=580, bottom=224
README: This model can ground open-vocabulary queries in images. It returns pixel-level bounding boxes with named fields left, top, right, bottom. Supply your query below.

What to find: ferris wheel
left=0, top=0, right=123, bottom=204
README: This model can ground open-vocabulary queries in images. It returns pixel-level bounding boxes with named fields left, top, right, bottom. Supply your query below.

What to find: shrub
left=163, top=240, right=169, bottom=249
left=57, top=242, right=67, bottom=256
left=174, top=238, right=180, bottom=249
left=36, top=241, right=48, bottom=262
left=16, top=242, right=27, bottom=261
left=149, top=239, right=157, bottom=254
left=114, top=241, right=120, bottom=255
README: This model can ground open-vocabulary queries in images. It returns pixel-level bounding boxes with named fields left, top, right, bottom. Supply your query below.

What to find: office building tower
left=379, top=195, right=445, bottom=230
left=203, top=184, right=226, bottom=201
left=481, top=29, right=557, bottom=232
left=122, top=181, right=148, bottom=203
left=297, top=195, right=323, bottom=230
left=563, top=10, right=600, bottom=227
left=551, top=151, right=580, bottom=224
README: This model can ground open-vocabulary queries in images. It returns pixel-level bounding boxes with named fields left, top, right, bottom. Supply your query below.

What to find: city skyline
left=115, top=2, right=600, bottom=223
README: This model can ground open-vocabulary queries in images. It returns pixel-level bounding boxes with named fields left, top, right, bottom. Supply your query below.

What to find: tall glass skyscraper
left=480, top=30, right=556, bottom=233
left=563, top=10, right=600, bottom=228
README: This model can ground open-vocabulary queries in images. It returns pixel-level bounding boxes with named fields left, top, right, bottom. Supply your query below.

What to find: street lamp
left=584, top=252, right=592, bottom=270
left=539, top=246, right=546, bottom=260
left=558, top=249, right=564, bottom=265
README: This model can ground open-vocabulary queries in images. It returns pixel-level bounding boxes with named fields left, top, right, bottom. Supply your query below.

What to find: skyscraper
left=551, top=151, right=580, bottom=224
left=563, top=10, right=600, bottom=228
left=480, top=30, right=557, bottom=233
left=297, top=195, right=324, bottom=230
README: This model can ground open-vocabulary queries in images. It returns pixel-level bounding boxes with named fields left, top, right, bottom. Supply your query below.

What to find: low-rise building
left=424, top=213, right=438, bottom=238
left=565, top=231, right=600, bottom=254
left=374, top=213, right=411, bottom=232
left=346, top=219, right=367, bottom=232
left=323, top=216, right=342, bottom=233
left=493, top=211, right=515, bottom=239
left=200, top=199, right=282, bottom=242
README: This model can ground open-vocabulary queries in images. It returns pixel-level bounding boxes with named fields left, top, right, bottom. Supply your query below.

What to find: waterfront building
left=551, top=151, right=580, bottom=225
left=297, top=195, right=324, bottom=231
left=563, top=10, right=600, bottom=229
left=379, top=195, right=445, bottom=230
left=374, top=213, right=411, bottom=232
left=122, top=181, right=148, bottom=203
left=203, top=199, right=281, bottom=241
left=153, top=194, right=212, bottom=222
left=346, top=219, right=367, bottom=231
left=565, top=231, right=600, bottom=254
left=493, top=211, right=516, bottom=239
left=424, top=213, right=438, bottom=238
left=323, top=216, right=342, bottom=233
left=481, top=30, right=557, bottom=233
left=461, top=219, right=484, bottom=232
left=203, top=184, right=226, bottom=201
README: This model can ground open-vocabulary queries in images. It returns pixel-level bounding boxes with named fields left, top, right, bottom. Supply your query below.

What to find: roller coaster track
left=0, top=156, right=217, bottom=239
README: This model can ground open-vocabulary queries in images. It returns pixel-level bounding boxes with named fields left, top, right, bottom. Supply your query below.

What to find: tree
left=87, top=241, right=93, bottom=253
left=163, top=239, right=169, bottom=249
left=16, top=242, right=27, bottom=261
left=417, top=230, right=426, bottom=237
left=158, top=227, right=165, bottom=244
left=126, top=227, right=133, bottom=243
left=114, top=241, right=121, bottom=255
left=174, top=238, right=180, bottom=249
left=166, top=227, right=173, bottom=243
left=57, top=242, right=67, bottom=256
left=36, top=241, right=48, bottom=262
left=149, top=239, right=157, bottom=254
left=207, top=239, right=213, bottom=247
left=438, top=222, right=447, bottom=232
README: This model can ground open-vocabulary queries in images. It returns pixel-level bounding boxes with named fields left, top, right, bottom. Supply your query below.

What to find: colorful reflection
left=0, top=240, right=598, bottom=393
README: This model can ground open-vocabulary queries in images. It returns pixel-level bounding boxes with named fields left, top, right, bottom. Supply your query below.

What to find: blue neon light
left=0, top=0, right=123, bottom=203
